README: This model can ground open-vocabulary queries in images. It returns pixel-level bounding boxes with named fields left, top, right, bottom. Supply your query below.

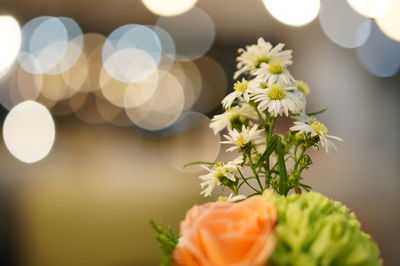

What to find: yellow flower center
left=213, top=165, right=225, bottom=180
left=234, top=80, right=248, bottom=93
left=268, top=60, right=285, bottom=74
left=296, top=80, right=310, bottom=96
left=268, top=84, right=286, bottom=100
left=235, top=135, right=247, bottom=147
left=311, top=121, right=328, bottom=136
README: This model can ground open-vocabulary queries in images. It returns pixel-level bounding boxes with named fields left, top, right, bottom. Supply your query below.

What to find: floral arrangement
left=151, top=38, right=382, bottom=266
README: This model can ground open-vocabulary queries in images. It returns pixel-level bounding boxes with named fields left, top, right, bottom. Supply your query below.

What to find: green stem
left=268, top=117, right=276, bottom=139
left=237, top=168, right=261, bottom=193
left=237, top=177, right=256, bottom=190
left=248, top=149, right=263, bottom=191
left=255, top=107, right=266, bottom=124
left=264, top=117, right=276, bottom=188
left=294, top=145, right=306, bottom=171
left=265, top=159, right=270, bottom=188
left=293, top=143, right=299, bottom=161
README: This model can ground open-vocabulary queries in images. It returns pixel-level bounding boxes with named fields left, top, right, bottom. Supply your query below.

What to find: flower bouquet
left=151, top=38, right=382, bottom=266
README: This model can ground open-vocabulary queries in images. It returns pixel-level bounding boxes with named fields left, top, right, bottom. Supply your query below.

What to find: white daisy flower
left=290, top=119, right=343, bottom=153
left=221, top=78, right=251, bottom=109
left=218, top=193, right=247, bottom=202
left=247, top=77, right=269, bottom=95
left=252, top=83, right=304, bottom=117
left=221, top=124, right=263, bottom=152
left=198, top=160, right=241, bottom=197
left=252, top=59, right=295, bottom=86
left=234, top=38, right=293, bottom=79
left=210, top=104, right=258, bottom=134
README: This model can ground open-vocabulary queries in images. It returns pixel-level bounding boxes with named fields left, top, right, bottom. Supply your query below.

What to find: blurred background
left=0, top=0, right=399, bottom=265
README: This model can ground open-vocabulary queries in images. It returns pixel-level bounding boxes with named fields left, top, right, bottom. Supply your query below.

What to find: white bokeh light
left=102, top=25, right=161, bottom=83
left=156, top=8, right=215, bottom=61
left=148, top=25, right=176, bottom=75
left=46, top=17, right=84, bottom=75
left=262, top=0, right=320, bottom=27
left=347, top=0, right=392, bottom=18
left=141, top=0, right=197, bottom=16
left=0, top=16, right=22, bottom=73
left=356, top=23, right=400, bottom=77
left=319, top=0, right=371, bottom=48
left=125, top=72, right=184, bottom=131
left=3, top=100, right=56, bottom=163
left=376, top=0, right=400, bottom=42
left=18, top=16, right=69, bottom=74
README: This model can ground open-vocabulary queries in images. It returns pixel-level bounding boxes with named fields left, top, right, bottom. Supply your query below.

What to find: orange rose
left=174, top=195, right=277, bottom=266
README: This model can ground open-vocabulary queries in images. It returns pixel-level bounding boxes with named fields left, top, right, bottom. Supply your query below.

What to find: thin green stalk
left=268, top=117, right=276, bottom=139
left=293, top=143, right=299, bottom=161
left=265, top=158, right=270, bottom=188
left=237, top=177, right=255, bottom=190
left=294, top=145, right=306, bottom=171
left=248, top=149, right=264, bottom=191
left=237, top=168, right=261, bottom=193
left=264, top=117, right=276, bottom=187
left=255, top=106, right=266, bottom=124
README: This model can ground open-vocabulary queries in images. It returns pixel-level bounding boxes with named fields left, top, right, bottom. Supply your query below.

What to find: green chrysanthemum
left=263, top=190, right=382, bottom=266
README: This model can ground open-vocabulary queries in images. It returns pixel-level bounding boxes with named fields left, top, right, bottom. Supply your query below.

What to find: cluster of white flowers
left=197, top=38, right=342, bottom=197
left=213, top=38, right=307, bottom=131
left=198, top=156, right=243, bottom=197
left=290, top=119, right=343, bottom=153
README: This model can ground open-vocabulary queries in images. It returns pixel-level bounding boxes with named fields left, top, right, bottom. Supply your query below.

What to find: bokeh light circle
left=0, top=64, right=43, bottom=111
left=0, top=16, right=22, bottom=73
left=100, top=66, right=159, bottom=108
left=142, top=0, right=197, bottom=16
left=102, top=25, right=161, bottom=82
left=156, top=7, right=216, bottom=61
left=169, top=61, right=202, bottom=110
left=147, top=25, right=176, bottom=74
left=105, top=48, right=158, bottom=83
left=81, top=33, right=106, bottom=93
left=19, top=16, right=69, bottom=74
left=356, top=22, right=400, bottom=77
left=39, top=72, right=69, bottom=101
left=160, top=112, right=220, bottom=173
left=347, top=0, right=392, bottom=18
left=319, top=0, right=371, bottom=48
left=192, top=56, right=227, bottom=113
left=46, top=17, right=84, bottom=75
left=262, top=0, right=320, bottom=27
left=125, top=71, right=184, bottom=131
left=3, top=100, right=55, bottom=163
left=74, top=92, right=105, bottom=124
left=376, top=0, right=400, bottom=42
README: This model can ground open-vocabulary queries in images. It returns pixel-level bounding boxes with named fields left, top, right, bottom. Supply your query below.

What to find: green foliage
left=150, top=220, right=179, bottom=266
left=306, top=108, right=328, bottom=116
left=263, top=191, right=382, bottom=266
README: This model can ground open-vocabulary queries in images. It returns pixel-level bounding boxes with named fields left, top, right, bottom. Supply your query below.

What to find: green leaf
left=150, top=220, right=179, bottom=266
left=276, top=138, right=289, bottom=196
left=183, top=161, right=214, bottom=169
left=256, top=135, right=279, bottom=169
left=298, top=183, right=312, bottom=191
left=307, top=108, right=328, bottom=116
